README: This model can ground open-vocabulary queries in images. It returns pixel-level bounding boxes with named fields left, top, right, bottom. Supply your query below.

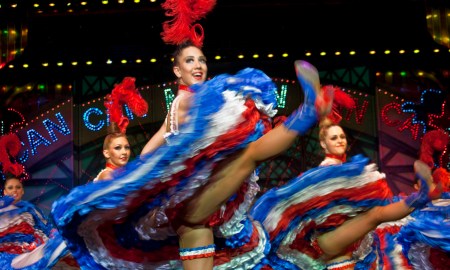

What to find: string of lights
left=1, top=47, right=449, bottom=71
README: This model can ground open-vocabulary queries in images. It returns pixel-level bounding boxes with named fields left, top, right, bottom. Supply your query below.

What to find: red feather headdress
left=419, top=129, right=449, bottom=169
left=160, top=0, right=217, bottom=47
left=0, top=133, right=25, bottom=177
left=418, top=129, right=449, bottom=191
left=432, top=167, right=450, bottom=192
left=321, top=85, right=356, bottom=124
left=104, top=77, right=149, bottom=134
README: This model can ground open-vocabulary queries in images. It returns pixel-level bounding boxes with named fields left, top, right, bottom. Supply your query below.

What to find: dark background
left=1, top=0, right=447, bottom=85
left=1, top=0, right=449, bottom=214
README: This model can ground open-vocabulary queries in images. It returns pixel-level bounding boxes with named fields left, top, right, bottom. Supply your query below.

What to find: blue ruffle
left=250, top=155, right=395, bottom=269
left=0, top=199, right=70, bottom=270
left=251, top=154, right=370, bottom=222
left=51, top=68, right=279, bottom=269
left=397, top=197, right=450, bottom=255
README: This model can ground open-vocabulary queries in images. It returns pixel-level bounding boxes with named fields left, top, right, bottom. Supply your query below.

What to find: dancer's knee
left=177, top=225, right=214, bottom=249
left=317, top=236, right=342, bottom=259
left=317, top=235, right=356, bottom=262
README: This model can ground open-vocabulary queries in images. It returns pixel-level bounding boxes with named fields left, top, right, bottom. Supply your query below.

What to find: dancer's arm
left=141, top=94, right=192, bottom=156
left=141, top=122, right=167, bottom=156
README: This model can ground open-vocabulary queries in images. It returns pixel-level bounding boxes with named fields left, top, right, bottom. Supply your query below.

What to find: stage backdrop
left=376, top=87, right=449, bottom=194
left=10, top=80, right=449, bottom=216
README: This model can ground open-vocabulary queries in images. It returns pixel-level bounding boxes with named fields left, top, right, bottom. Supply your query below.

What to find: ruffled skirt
left=0, top=197, right=73, bottom=270
left=251, top=155, right=450, bottom=269
left=51, top=68, right=279, bottom=269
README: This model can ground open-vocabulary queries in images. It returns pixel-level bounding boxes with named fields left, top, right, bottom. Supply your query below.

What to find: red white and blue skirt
left=51, top=68, right=279, bottom=269
left=0, top=196, right=75, bottom=270
left=391, top=195, right=450, bottom=270
left=251, top=155, right=450, bottom=269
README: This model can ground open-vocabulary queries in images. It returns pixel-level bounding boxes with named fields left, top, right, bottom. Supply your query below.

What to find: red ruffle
left=429, top=247, right=450, bottom=270
left=214, top=222, right=261, bottom=265
left=59, top=255, right=80, bottom=267
left=0, top=222, right=41, bottom=254
left=0, top=222, right=35, bottom=237
left=271, top=179, right=392, bottom=238
left=207, top=183, right=248, bottom=227
left=375, top=225, right=412, bottom=269
left=98, top=223, right=179, bottom=262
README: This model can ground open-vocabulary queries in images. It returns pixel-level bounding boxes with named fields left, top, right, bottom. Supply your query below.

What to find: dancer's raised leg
left=182, top=60, right=330, bottom=225
left=317, top=160, right=440, bottom=259
left=176, top=61, right=333, bottom=270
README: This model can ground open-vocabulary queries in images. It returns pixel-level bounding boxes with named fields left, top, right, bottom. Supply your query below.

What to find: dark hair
left=103, top=122, right=128, bottom=150
left=171, top=40, right=202, bottom=66
left=4, top=176, right=21, bottom=186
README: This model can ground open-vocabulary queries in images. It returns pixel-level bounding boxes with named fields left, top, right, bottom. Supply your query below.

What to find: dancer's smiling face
left=173, top=45, right=208, bottom=87
left=4, top=177, right=24, bottom=204
left=320, top=125, right=347, bottom=156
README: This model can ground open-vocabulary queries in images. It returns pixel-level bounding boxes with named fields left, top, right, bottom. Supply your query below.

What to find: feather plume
left=432, top=168, right=450, bottom=192
left=0, top=133, right=24, bottom=177
left=322, top=85, right=356, bottom=124
left=104, top=77, right=148, bottom=134
left=419, top=129, right=449, bottom=169
left=161, top=0, right=216, bottom=47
